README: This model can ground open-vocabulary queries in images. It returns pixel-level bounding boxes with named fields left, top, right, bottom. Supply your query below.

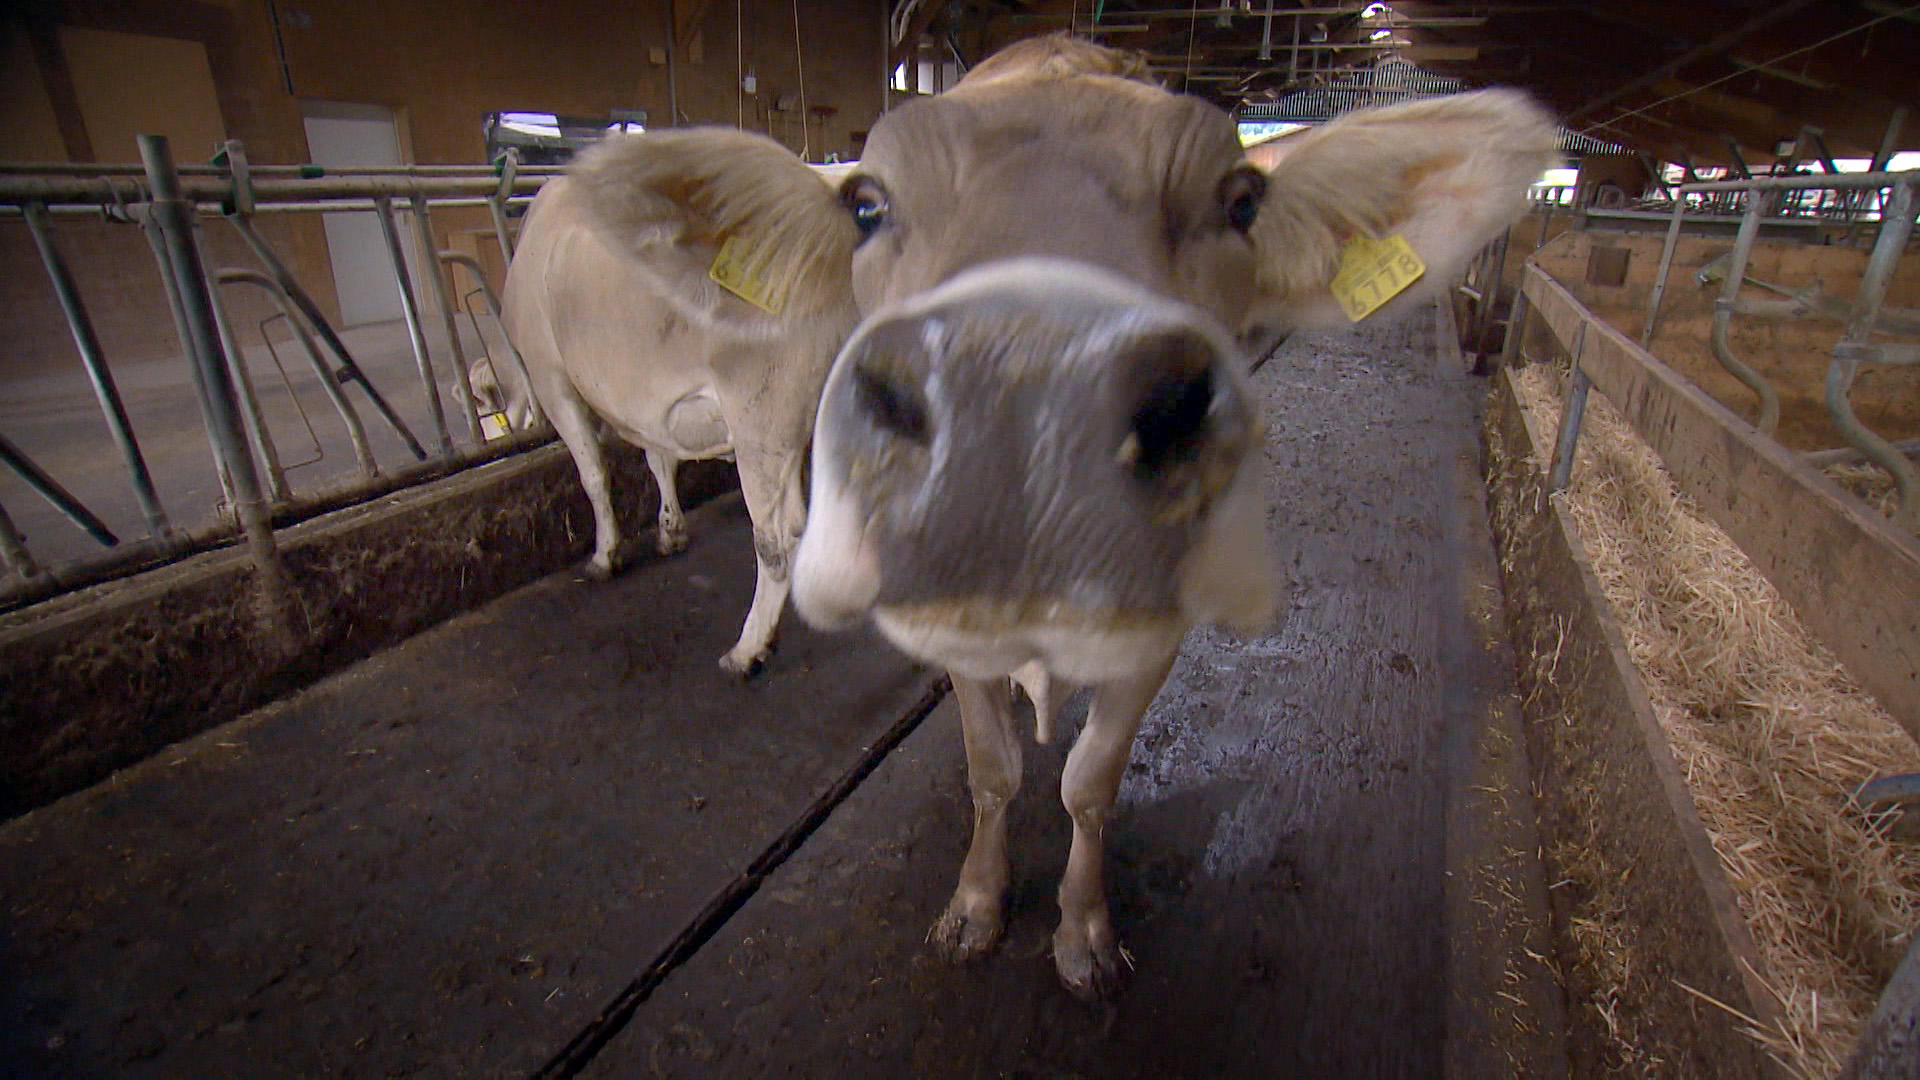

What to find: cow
left=502, top=137, right=860, bottom=675
left=573, top=34, right=1555, bottom=996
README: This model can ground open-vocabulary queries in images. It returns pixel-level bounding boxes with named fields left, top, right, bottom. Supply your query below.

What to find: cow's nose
left=1116, top=328, right=1233, bottom=480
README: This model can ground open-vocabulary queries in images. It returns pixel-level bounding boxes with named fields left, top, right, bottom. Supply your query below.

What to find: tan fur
left=1253, top=88, right=1557, bottom=320
left=568, top=127, right=858, bottom=322
left=953, top=32, right=1156, bottom=90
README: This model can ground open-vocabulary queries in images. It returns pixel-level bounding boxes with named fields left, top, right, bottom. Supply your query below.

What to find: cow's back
left=504, top=178, right=728, bottom=458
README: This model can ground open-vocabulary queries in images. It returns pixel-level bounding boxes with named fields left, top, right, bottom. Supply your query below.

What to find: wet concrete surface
left=1, top=305, right=1562, bottom=1077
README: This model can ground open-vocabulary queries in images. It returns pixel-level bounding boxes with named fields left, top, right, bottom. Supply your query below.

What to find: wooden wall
left=0, top=0, right=886, bottom=376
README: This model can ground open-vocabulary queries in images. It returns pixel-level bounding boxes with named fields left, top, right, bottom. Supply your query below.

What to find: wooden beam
left=1522, top=265, right=1920, bottom=738
left=672, top=0, right=713, bottom=51
left=1562, top=0, right=1823, bottom=123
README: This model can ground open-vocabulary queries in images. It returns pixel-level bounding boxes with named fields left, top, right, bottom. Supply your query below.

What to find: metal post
left=372, top=195, right=454, bottom=454
left=228, top=213, right=429, bottom=459
left=0, top=497, right=38, bottom=579
left=1535, top=194, right=1557, bottom=252
left=1640, top=196, right=1689, bottom=346
left=1501, top=284, right=1531, bottom=369
left=409, top=194, right=484, bottom=444
left=138, top=134, right=295, bottom=636
left=1548, top=321, right=1590, bottom=492
left=1710, top=189, right=1781, bottom=433
left=21, top=200, right=173, bottom=543
left=488, top=147, right=519, bottom=269
left=0, top=431, right=119, bottom=546
left=207, top=280, right=291, bottom=502
left=140, top=202, right=238, bottom=507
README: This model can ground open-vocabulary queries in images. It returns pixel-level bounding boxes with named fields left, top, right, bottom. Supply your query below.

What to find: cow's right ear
left=568, top=128, right=860, bottom=334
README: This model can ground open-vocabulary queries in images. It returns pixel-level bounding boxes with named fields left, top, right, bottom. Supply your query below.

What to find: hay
left=1822, top=463, right=1906, bottom=528
left=1512, top=362, right=1920, bottom=1079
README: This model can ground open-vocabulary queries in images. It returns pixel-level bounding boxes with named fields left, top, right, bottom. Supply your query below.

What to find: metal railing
left=1640, top=169, right=1920, bottom=528
left=0, top=136, right=556, bottom=605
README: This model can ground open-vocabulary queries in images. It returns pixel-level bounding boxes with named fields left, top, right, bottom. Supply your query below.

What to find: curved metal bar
left=437, top=250, right=546, bottom=430
left=216, top=269, right=380, bottom=480
left=228, top=213, right=429, bottom=460
left=1709, top=196, right=1781, bottom=434
left=1830, top=179, right=1919, bottom=529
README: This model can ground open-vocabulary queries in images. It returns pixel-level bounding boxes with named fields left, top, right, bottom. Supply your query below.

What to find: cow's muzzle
left=793, top=258, right=1273, bottom=666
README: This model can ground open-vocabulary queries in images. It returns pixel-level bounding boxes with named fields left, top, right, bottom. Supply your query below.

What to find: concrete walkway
left=1, top=305, right=1564, bottom=1078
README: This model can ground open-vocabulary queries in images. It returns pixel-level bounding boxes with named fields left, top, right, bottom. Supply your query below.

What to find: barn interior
left=2, top=2, right=1918, bottom=1077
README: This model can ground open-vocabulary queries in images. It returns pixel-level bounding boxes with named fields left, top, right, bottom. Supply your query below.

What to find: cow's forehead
left=861, top=77, right=1244, bottom=194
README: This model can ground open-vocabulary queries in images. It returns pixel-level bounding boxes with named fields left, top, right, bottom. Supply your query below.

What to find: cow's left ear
left=569, top=127, right=860, bottom=333
left=1247, top=89, right=1557, bottom=330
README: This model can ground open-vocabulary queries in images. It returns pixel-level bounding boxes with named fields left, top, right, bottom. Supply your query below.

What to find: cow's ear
left=568, top=128, right=860, bottom=333
left=1248, top=89, right=1556, bottom=330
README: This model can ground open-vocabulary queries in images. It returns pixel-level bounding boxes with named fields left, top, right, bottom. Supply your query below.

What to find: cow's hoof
left=1053, top=929, right=1132, bottom=1001
left=584, top=555, right=618, bottom=582
left=718, top=649, right=770, bottom=680
left=656, top=527, right=688, bottom=556
left=928, top=904, right=1004, bottom=963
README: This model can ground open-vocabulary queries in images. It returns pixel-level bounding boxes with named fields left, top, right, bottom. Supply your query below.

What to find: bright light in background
left=1239, top=121, right=1307, bottom=145
left=1833, top=153, right=1920, bottom=171
left=498, top=112, right=562, bottom=139
left=1362, top=2, right=1392, bottom=18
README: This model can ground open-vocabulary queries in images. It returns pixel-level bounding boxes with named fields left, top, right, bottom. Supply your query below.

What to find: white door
left=302, top=103, right=414, bottom=327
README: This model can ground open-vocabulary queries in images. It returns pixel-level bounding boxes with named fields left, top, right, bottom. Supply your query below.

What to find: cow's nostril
left=852, top=364, right=930, bottom=444
left=1125, top=365, right=1216, bottom=478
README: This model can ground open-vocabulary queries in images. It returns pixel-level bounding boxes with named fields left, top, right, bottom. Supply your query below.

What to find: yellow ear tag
left=708, top=235, right=782, bottom=314
left=1329, top=233, right=1426, bottom=322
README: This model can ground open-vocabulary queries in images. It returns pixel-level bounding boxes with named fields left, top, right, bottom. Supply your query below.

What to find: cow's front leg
left=1053, top=653, right=1175, bottom=999
left=644, top=449, right=687, bottom=555
left=930, top=673, right=1023, bottom=962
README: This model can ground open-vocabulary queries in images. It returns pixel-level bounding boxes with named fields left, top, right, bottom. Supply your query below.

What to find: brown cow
left=579, top=34, right=1555, bottom=996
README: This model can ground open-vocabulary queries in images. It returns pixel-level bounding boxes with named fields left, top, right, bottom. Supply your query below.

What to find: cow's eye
left=842, top=177, right=890, bottom=241
left=1221, top=168, right=1266, bottom=234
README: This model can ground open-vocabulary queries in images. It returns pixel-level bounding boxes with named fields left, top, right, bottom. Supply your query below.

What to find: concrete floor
left=0, top=307, right=1565, bottom=1078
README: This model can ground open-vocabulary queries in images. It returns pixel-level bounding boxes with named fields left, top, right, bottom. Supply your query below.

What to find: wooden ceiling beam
left=1560, top=0, right=1824, bottom=123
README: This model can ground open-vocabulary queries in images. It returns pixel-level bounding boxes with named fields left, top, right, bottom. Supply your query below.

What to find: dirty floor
left=1, top=304, right=1563, bottom=1078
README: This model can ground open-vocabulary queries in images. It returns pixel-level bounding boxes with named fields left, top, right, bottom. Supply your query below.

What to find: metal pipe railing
left=1, top=138, right=554, bottom=596
left=439, top=250, right=546, bottom=430
left=227, top=213, right=429, bottom=460
left=409, top=194, right=483, bottom=444
left=0, top=431, right=119, bottom=547
left=0, top=172, right=548, bottom=207
left=215, top=269, right=380, bottom=481
left=1635, top=168, right=1920, bottom=524
left=20, top=200, right=173, bottom=543
left=1830, top=180, right=1919, bottom=528
left=373, top=194, right=454, bottom=454
left=138, top=134, right=295, bottom=637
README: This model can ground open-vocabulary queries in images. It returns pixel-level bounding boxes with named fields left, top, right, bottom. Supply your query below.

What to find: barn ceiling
left=913, top=1, right=1920, bottom=166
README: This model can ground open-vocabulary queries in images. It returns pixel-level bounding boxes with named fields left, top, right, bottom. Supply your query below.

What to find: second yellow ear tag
left=1329, top=233, right=1426, bottom=322
left=708, top=235, right=782, bottom=314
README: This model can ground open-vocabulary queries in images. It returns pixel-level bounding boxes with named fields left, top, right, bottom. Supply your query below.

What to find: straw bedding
left=1511, top=361, right=1920, bottom=1078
